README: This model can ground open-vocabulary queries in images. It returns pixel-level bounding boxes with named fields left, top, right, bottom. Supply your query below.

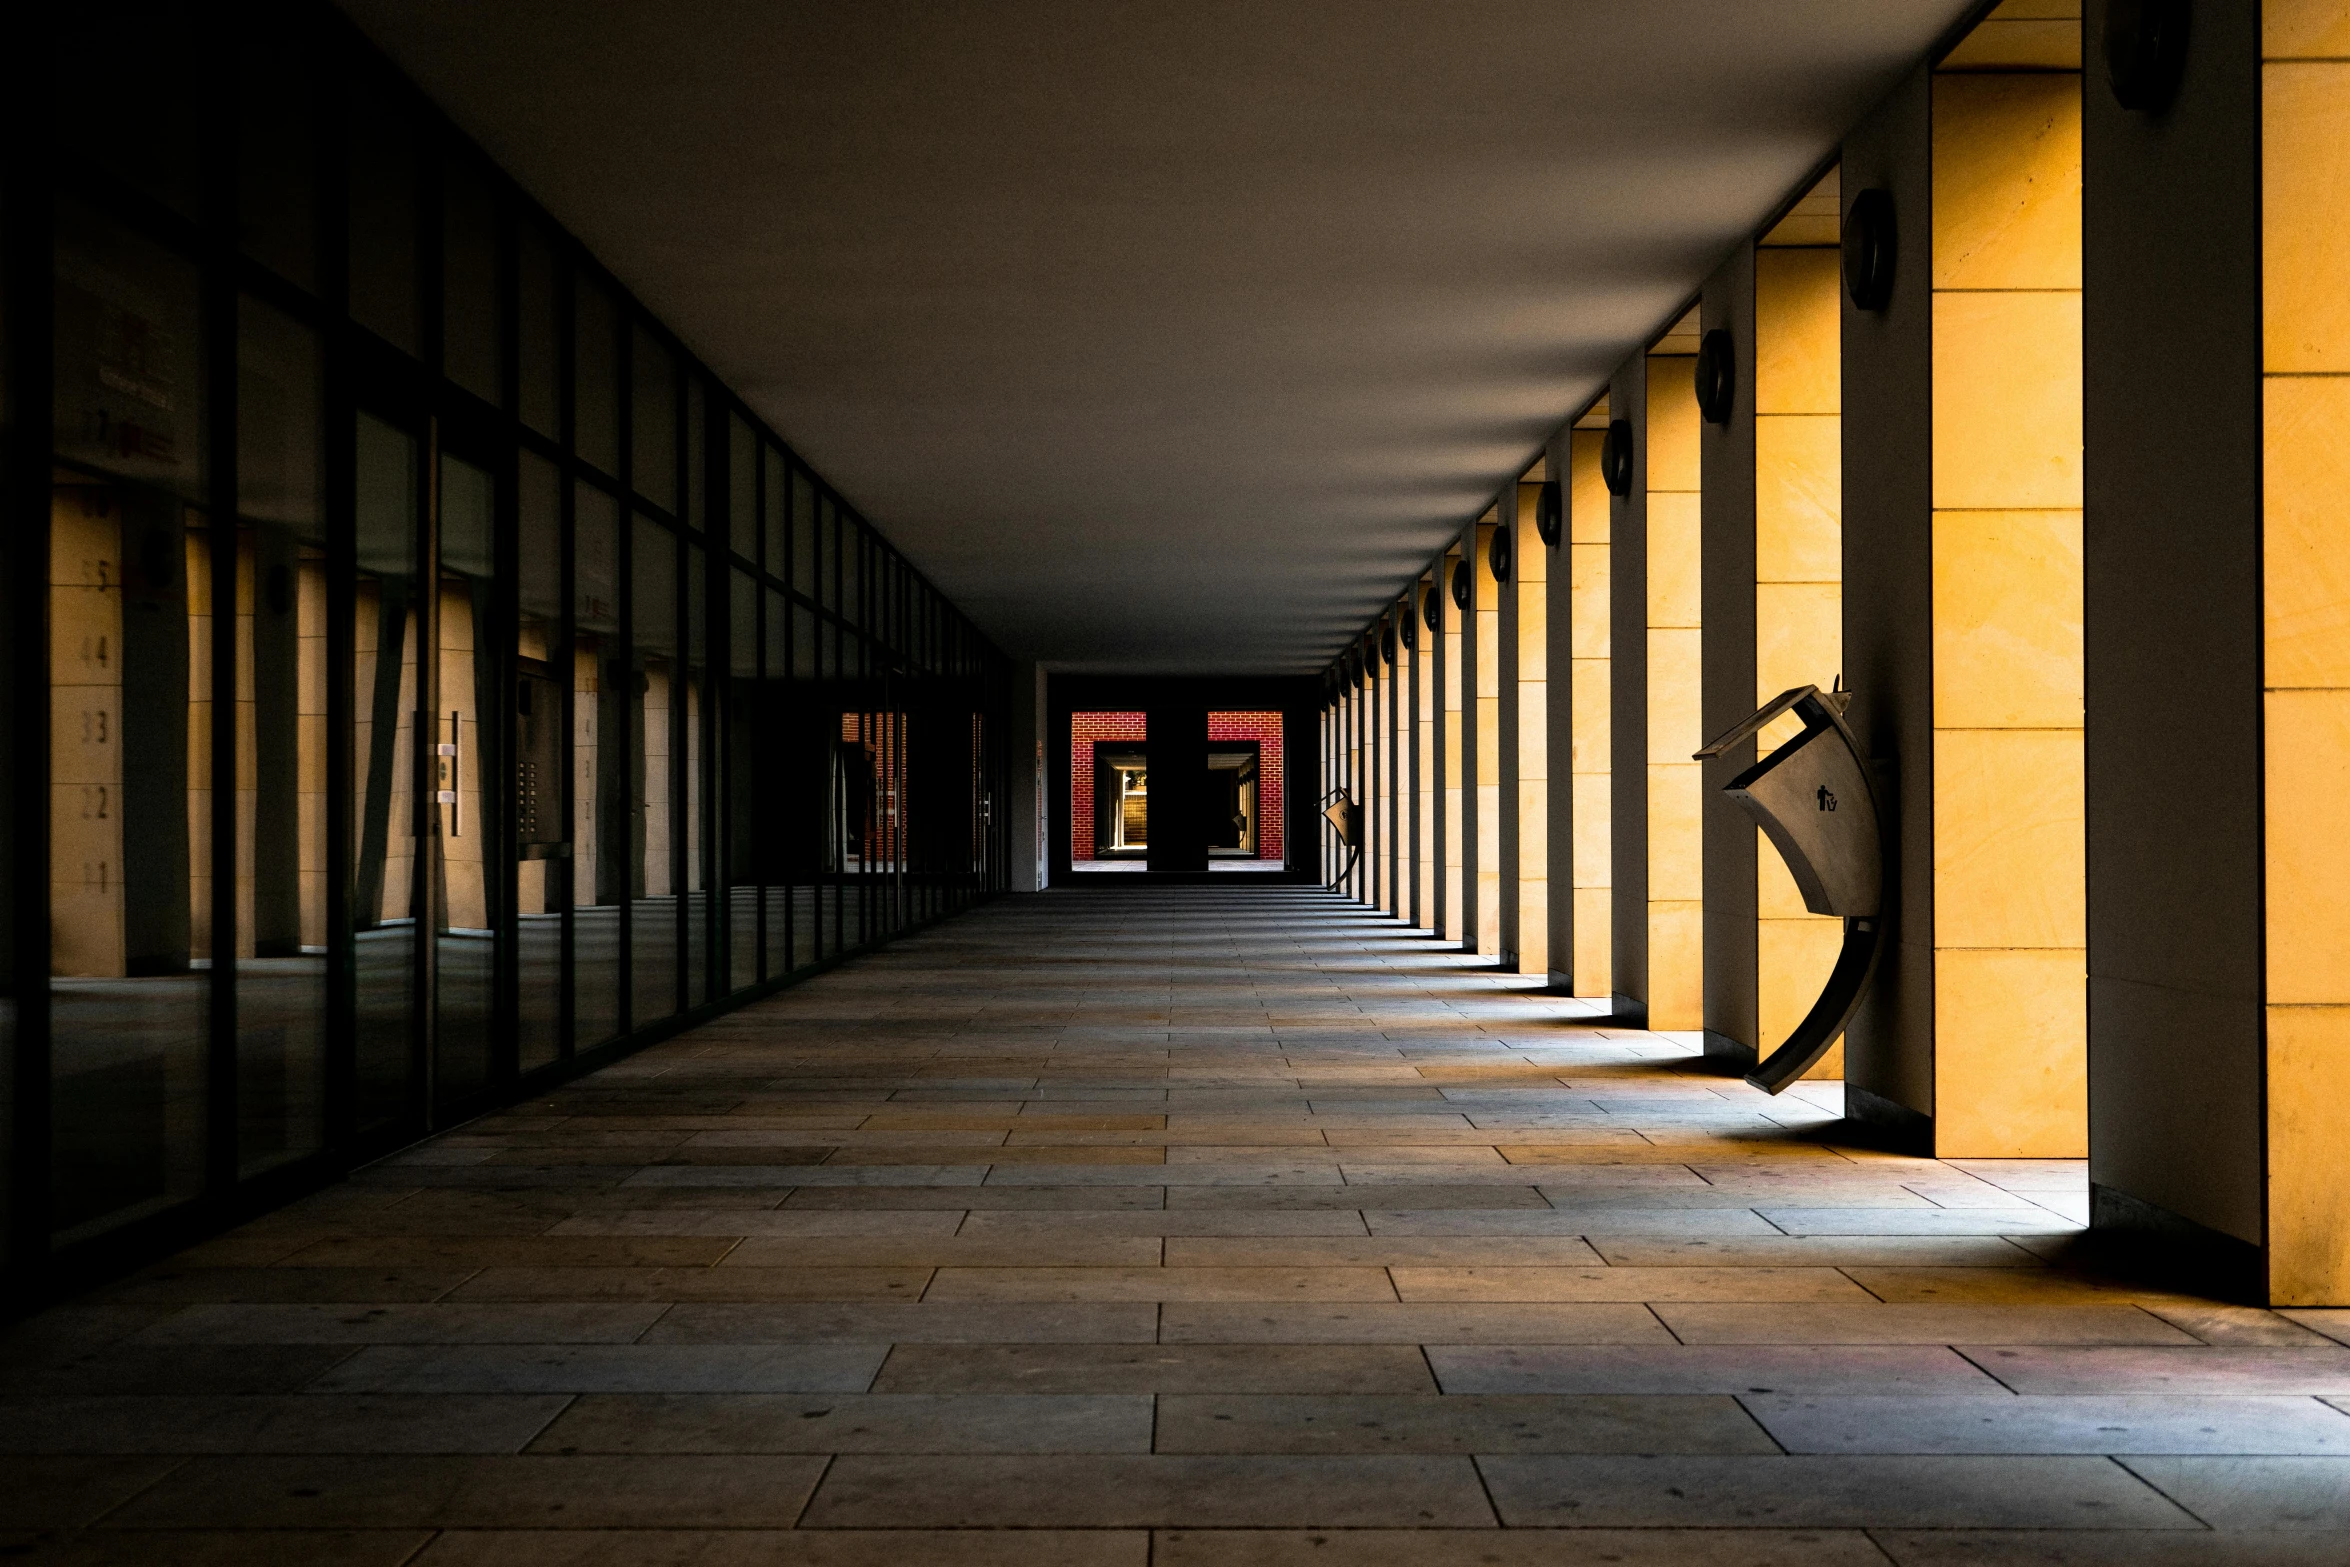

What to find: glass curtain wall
left=5, top=0, right=1010, bottom=1292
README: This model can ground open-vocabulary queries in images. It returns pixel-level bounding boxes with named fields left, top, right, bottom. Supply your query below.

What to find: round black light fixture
left=1489, top=521, right=1513, bottom=584
left=1399, top=602, right=1417, bottom=651
left=1600, top=419, right=1634, bottom=496
left=1423, top=582, right=1442, bottom=633
left=1450, top=558, right=1472, bottom=611
left=1380, top=619, right=1397, bottom=665
left=1535, top=478, right=1564, bottom=547
left=2105, top=0, right=2189, bottom=113
left=1695, top=328, right=1735, bottom=425
left=1843, top=188, right=1897, bottom=312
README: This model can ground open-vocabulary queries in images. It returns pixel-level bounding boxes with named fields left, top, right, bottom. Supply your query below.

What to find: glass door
left=350, top=408, right=422, bottom=1137
left=432, top=437, right=500, bottom=1107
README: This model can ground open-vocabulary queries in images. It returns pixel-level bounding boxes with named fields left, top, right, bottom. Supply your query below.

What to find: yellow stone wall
left=1569, top=424, right=1613, bottom=999
left=1442, top=544, right=1466, bottom=944
left=1516, top=478, right=1550, bottom=975
left=1646, top=356, right=1704, bottom=1029
left=2261, top=0, right=2350, bottom=1303
left=1754, top=241, right=1846, bottom=1075
left=1475, top=517, right=1504, bottom=959
left=1417, top=574, right=1438, bottom=930
left=1929, top=60, right=2086, bottom=1156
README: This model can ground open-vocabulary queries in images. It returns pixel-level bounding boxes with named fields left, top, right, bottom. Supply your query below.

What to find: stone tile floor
left=5, top=886, right=2350, bottom=1564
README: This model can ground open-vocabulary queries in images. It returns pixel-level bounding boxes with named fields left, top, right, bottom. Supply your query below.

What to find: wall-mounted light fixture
left=1601, top=419, right=1634, bottom=496
left=2105, top=0, right=2189, bottom=113
left=1695, top=328, right=1735, bottom=424
left=1535, top=478, right=1563, bottom=547
left=1450, top=558, right=1472, bottom=611
left=1380, top=619, right=1397, bottom=665
left=1423, top=581, right=1441, bottom=633
left=1399, top=601, right=1417, bottom=651
left=1843, top=188, right=1896, bottom=311
left=1488, top=519, right=1512, bottom=583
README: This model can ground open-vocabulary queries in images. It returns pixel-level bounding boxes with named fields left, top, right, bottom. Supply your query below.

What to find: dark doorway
left=1050, top=678, right=1318, bottom=884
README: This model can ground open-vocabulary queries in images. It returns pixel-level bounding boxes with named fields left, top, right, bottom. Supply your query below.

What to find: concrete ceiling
left=337, top=0, right=1978, bottom=674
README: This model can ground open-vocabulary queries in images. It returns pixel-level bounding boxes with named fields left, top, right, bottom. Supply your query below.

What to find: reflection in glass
left=516, top=453, right=565, bottom=1072
left=684, top=541, right=710, bottom=1006
left=444, top=155, right=501, bottom=406
left=817, top=495, right=839, bottom=615
left=237, top=14, right=317, bottom=289
left=686, top=378, right=707, bottom=535
left=631, top=514, right=679, bottom=1024
left=633, top=326, right=676, bottom=506
left=347, top=75, right=418, bottom=354
left=50, top=199, right=212, bottom=1242
left=518, top=221, right=559, bottom=439
left=789, top=461, right=816, bottom=598
left=730, top=416, right=757, bottom=566
left=766, top=588, right=796, bottom=977
left=352, top=412, right=419, bottom=1135
left=54, top=1, right=201, bottom=220
left=728, top=569, right=759, bottom=990
left=819, top=615, right=841, bottom=954
left=573, top=482, right=622, bottom=1048
left=575, top=278, right=618, bottom=475
left=435, top=453, right=496, bottom=1106
left=235, top=295, right=327, bottom=1175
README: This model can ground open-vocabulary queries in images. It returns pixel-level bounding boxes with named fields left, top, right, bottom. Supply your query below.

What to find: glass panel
left=517, top=221, right=559, bottom=439
left=50, top=198, right=211, bottom=1243
left=238, top=14, right=317, bottom=289
left=0, top=205, right=12, bottom=1258
left=1207, top=712, right=1286, bottom=871
left=1073, top=712, right=1149, bottom=868
left=820, top=619, right=841, bottom=954
left=347, top=75, right=419, bottom=354
left=762, top=445, right=788, bottom=583
left=686, top=377, right=707, bottom=534
left=235, top=295, right=327, bottom=1176
left=841, top=517, right=863, bottom=631
left=817, top=497, right=839, bottom=616
left=574, top=277, right=618, bottom=474
left=761, top=588, right=793, bottom=976
left=684, top=540, right=709, bottom=1005
left=729, top=414, right=756, bottom=566
left=727, top=570, right=759, bottom=989
left=631, top=513, right=679, bottom=1023
left=791, top=603, right=821, bottom=961
left=516, top=451, right=563, bottom=1073
left=443, top=154, right=501, bottom=406
left=435, top=452, right=496, bottom=1106
left=632, top=324, right=675, bottom=506
left=351, top=411, right=419, bottom=1137
left=572, top=481, right=621, bottom=1049
left=790, top=463, right=816, bottom=599
left=55, top=0, right=202, bottom=220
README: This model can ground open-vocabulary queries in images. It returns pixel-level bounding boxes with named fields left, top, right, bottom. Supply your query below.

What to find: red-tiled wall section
left=1071, top=711, right=1147, bottom=861
left=1210, top=711, right=1285, bottom=862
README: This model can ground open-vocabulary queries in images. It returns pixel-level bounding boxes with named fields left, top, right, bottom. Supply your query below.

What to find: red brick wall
left=1210, top=711, right=1285, bottom=862
left=1071, top=711, right=1146, bottom=861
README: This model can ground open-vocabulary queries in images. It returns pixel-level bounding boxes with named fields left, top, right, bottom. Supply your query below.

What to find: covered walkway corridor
left=5, top=888, right=2348, bottom=1559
